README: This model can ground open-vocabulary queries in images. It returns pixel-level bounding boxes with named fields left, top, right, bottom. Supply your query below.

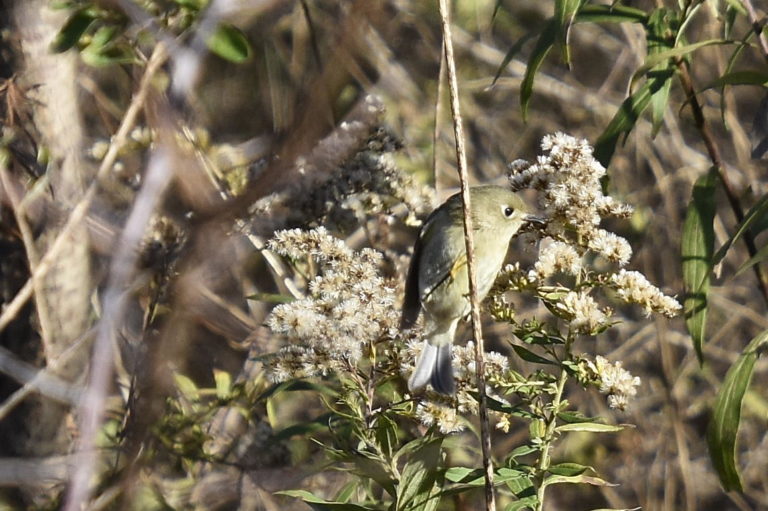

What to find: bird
left=401, top=185, right=534, bottom=394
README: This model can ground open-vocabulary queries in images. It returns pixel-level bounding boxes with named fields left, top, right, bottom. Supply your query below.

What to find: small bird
left=401, top=185, right=534, bottom=394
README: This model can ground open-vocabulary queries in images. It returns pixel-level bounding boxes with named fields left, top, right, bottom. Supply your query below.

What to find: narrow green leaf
left=735, top=243, right=768, bottom=277
left=712, top=194, right=768, bottom=266
left=493, top=32, right=536, bottom=86
left=173, top=373, right=199, bottom=400
left=630, top=40, right=732, bottom=86
left=574, top=4, right=648, bottom=24
left=543, top=473, right=615, bottom=487
left=50, top=8, right=97, bottom=53
left=650, top=70, right=673, bottom=137
left=554, top=0, right=584, bottom=65
left=702, top=70, right=768, bottom=90
left=273, top=412, right=337, bottom=440
left=213, top=369, right=232, bottom=399
left=396, top=438, right=443, bottom=511
left=594, top=79, right=656, bottom=166
left=276, top=489, right=375, bottom=510
left=681, top=167, right=717, bottom=363
left=246, top=292, right=296, bottom=304
left=555, top=422, right=624, bottom=433
left=556, top=411, right=601, bottom=423
left=207, top=23, right=252, bottom=63
left=444, top=467, right=482, bottom=483
left=511, top=344, right=557, bottom=365
left=548, top=462, right=592, bottom=477
left=521, top=19, right=557, bottom=121
left=707, top=329, right=768, bottom=492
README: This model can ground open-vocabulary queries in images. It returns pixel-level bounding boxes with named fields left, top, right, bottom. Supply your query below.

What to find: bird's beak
left=524, top=215, right=547, bottom=228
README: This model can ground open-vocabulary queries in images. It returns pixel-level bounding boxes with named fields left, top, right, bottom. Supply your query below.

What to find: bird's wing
left=400, top=229, right=423, bottom=329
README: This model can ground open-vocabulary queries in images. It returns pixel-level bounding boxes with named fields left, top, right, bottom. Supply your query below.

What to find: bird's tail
left=408, top=323, right=456, bottom=395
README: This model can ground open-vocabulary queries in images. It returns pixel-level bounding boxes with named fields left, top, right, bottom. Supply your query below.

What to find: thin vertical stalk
left=436, top=1, right=496, bottom=510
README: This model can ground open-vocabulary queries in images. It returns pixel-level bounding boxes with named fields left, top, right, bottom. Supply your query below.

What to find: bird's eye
left=503, top=206, right=514, bottom=218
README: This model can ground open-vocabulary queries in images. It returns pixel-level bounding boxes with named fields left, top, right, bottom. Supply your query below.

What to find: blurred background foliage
left=0, top=0, right=767, bottom=509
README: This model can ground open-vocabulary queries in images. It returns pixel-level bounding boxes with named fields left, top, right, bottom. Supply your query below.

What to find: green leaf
left=594, top=78, right=656, bottom=166
left=444, top=467, right=482, bottom=483
left=650, top=70, right=673, bottom=137
left=493, top=32, right=536, bottom=86
left=574, top=4, right=647, bottom=24
left=548, top=462, right=592, bottom=477
left=707, top=329, right=768, bottom=492
left=213, top=369, right=232, bottom=399
left=556, top=411, right=601, bottom=423
left=511, top=344, right=556, bottom=365
left=350, top=452, right=397, bottom=497
left=50, top=8, right=97, bottom=53
left=273, top=412, right=337, bottom=440
left=246, top=292, right=296, bottom=304
left=682, top=167, right=717, bottom=364
left=712, top=194, right=768, bottom=267
left=735, top=243, right=768, bottom=277
left=521, top=19, right=557, bottom=121
left=504, top=474, right=537, bottom=510
left=207, top=23, right=252, bottom=63
left=81, top=25, right=136, bottom=67
left=555, top=422, right=624, bottom=433
left=701, top=70, right=768, bottom=90
left=396, top=438, right=443, bottom=511
left=174, top=373, right=200, bottom=400
left=276, top=490, right=375, bottom=510
left=543, top=473, right=615, bottom=487
left=554, top=0, right=585, bottom=65
left=255, top=379, right=339, bottom=402
left=630, top=40, right=732, bottom=85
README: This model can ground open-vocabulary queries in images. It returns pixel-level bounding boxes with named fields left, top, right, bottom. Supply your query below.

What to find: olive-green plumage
left=402, top=185, right=530, bottom=394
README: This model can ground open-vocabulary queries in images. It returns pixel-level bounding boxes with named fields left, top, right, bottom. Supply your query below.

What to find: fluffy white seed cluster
left=558, top=291, right=610, bottom=334
left=590, top=355, right=641, bottom=411
left=530, top=240, right=582, bottom=280
left=415, top=402, right=464, bottom=434
left=610, top=269, right=682, bottom=318
left=265, top=227, right=400, bottom=382
left=509, top=132, right=633, bottom=265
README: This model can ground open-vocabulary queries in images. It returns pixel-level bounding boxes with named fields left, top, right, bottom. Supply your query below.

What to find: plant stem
left=436, top=0, right=496, bottom=509
left=534, top=337, right=571, bottom=511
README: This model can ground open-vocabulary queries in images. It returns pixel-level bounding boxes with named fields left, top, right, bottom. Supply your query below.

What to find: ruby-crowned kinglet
left=401, top=185, right=535, bottom=394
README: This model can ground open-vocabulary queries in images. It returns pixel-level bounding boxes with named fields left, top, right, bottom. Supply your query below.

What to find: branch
left=675, top=58, right=768, bottom=306
left=436, top=1, right=496, bottom=510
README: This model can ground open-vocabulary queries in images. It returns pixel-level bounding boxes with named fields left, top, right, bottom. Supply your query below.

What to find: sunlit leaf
left=396, top=437, right=443, bottom=511
left=594, top=80, right=655, bottom=166
left=543, top=473, right=615, bottom=487
left=277, top=489, right=375, bottom=510
left=707, top=329, right=768, bottom=492
left=213, top=369, right=232, bottom=399
left=712, top=194, right=768, bottom=267
left=555, top=422, right=624, bottom=433
left=493, top=32, right=536, bottom=86
left=207, top=23, right=252, bottom=63
left=521, top=19, right=557, bottom=121
left=548, top=462, right=593, bottom=477
left=50, top=7, right=97, bottom=53
left=682, top=167, right=717, bottom=364
left=511, top=344, right=557, bottom=365
left=702, top=70, right=768, bottom=90
left=574, top=4, right=647, bottom=24
left=735, top=243, right=768, bottom=277
left=554, top=0, right=585, bottom=65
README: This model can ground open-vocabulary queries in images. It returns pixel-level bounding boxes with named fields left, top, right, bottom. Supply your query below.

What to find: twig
left=64, top=144, right=175, bottom=510
left=741, top=0, right=768, bottom=63
left=675, top=59, right=768, bottom=306
left=0, top=44, right=168, bottom=337
left=436, top=1, right=496, bottom=510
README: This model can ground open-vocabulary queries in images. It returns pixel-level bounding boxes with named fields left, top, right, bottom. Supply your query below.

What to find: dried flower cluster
left=253, top=123, right=434, bottom=233
left=490, top=133, right=681, bottom=411
left=264, top=227, right=400, bottom=382
left=509, top=132, right=633, bottom=265
left=585, top=355, right=642, bottom=411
